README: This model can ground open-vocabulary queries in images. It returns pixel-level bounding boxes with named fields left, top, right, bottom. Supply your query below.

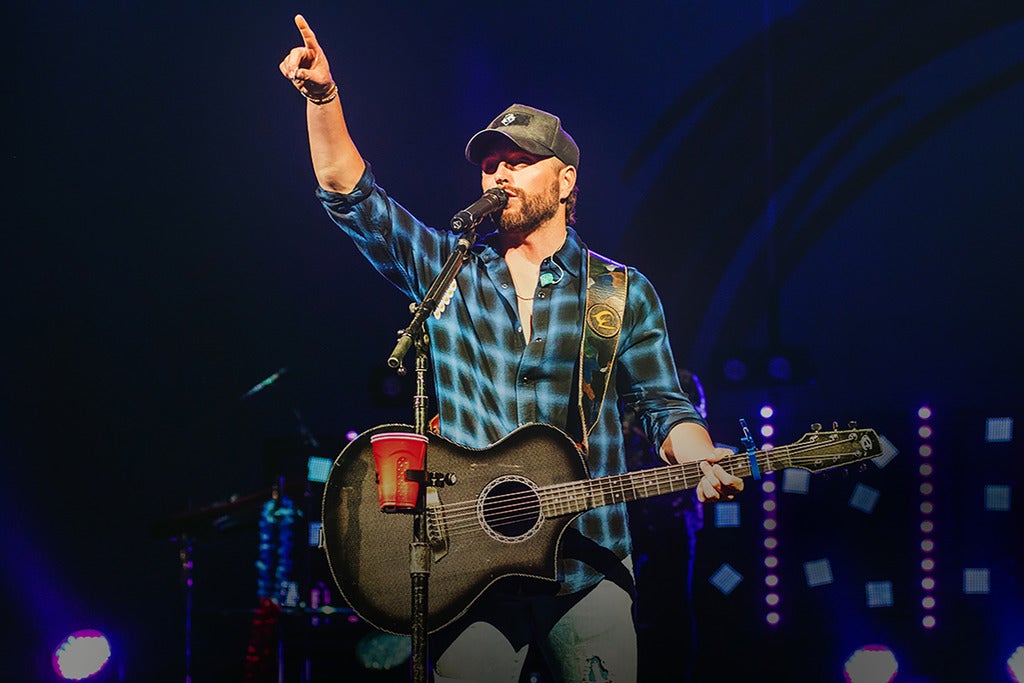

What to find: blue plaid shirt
left=316, top=164, right=706, bottom=593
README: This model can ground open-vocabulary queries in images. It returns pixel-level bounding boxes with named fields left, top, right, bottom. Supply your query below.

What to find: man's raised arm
left=279, top=14, right=365, bottom=193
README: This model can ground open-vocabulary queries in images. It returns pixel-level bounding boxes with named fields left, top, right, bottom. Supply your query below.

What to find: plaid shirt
left=316, top=164, right=706, bottom=593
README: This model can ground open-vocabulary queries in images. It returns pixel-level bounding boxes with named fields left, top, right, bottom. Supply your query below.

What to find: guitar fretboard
left=539, top=448, right=785, bottom=517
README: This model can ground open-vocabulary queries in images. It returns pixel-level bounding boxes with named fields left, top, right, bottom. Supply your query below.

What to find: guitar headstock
left=771, top=422, right=887, bottom=473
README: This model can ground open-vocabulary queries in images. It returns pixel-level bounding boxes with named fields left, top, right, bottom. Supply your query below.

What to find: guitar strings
left=434, top=438, right=856, bottom=522
left=429, top=439, right=870, bottom=538
left=432, top=440, right=860, bottom=534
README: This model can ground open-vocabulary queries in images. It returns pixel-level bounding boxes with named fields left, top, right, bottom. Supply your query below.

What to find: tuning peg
left=848, top=421, right=858, bottom=430
left=832, top=421, right=840, bottom=431
left=811, top=423, right=822, bottom=432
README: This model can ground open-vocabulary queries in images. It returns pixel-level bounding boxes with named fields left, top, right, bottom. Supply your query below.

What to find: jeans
left=432, top=576, right=637, bottom=683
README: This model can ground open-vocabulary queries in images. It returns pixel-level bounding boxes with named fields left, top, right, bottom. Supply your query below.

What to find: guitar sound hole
left=479, top=478, right=542, bottom=542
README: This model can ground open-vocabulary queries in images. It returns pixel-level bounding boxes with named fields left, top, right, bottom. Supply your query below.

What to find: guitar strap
left=577, top=250, right=628, bottom=452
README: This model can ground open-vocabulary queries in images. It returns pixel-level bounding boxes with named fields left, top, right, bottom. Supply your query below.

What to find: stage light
left=306, top=456, right=332, bottom=483
left=764, top=555, right=779, bottom=569
left=804, top=559, right=834, bottom=587
left=766, top=356, right=792, bottom=382
left=760, top=424, right=774, bottom=438
left=308, top=520, right=322, bottom=547
left=713, top=501, right=741, bottom=528
left=849, top=483, right=880, bottom=514
left=52, top=629, right=111, bottom=680
left=723, top=358, right=747, bottom=382
left=1007, top=645, right=1024, bottom=682
left=762, top=499, right=776, bottom=512
left=761, top=480, right=776, bottom=494
left=346, top=430, right=359, bottom=441
left=764, top=537, right=778, bottom=550
left=921, top=577, right=935, bottom=591
left=842, top=644, right=898, bottom=683
left=355, top=632, right=411, bottom=671
left=963, top=568, right=990, bottom=594
left=865, top=581, right=893, bottom=608
left=765, top=592, right=780, bottom=606
left=765, top=574, right=779, bottom=587
left=984, top=484, right=1011, bottom=511
left=781, top=468, right=810, bottom=494
left=766, top=612, right=780, bottom=626
left=985, top=417, right=1013, bottom=443
left=916, top=409, right=938, bottom=631
left=760, top=405, right=774, bottom=419
left=709, top=563, right=743, bottom=595
left=871, top=435, right=899, bottom=468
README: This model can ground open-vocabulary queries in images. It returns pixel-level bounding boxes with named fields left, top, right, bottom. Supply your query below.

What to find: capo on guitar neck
left=739, top=419, right=761, bottom=480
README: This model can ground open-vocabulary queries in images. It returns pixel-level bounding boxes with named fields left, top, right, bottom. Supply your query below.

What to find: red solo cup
left=369, top=432, right=429, bottom=511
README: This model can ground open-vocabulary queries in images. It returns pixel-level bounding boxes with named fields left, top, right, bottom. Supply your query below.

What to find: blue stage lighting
left=804, top=558, right=834, bottom=587
left=865, top=581, right=893, bottom=608
left=842, top=644, right=898, bottom=682
left=871, top=435, right=899, bottom=468
left=307, top=456, right=333, bottom=483
left=984, top=484, right=1011, bottom=511
left=52, top=629, right=111, bottom=680
left=849, top=483, right=880, bottom=514
left=714, top=501, right=741, bottom=528
left=963, top=568, right=990, bottom=595
left=985, top=417, right=1013, bottom=443
left=309, top=520, right=322, bottom=547
left=781, top=468, right=810, bottom=494
left=709, top=563, right=743, bottom=595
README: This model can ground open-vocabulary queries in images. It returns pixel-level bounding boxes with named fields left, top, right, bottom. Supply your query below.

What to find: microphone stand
left=387, top=228, right=477, bottom=683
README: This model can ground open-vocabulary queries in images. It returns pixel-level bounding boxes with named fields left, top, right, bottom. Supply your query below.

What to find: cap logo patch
left=499, top=113, right=532, bottom=127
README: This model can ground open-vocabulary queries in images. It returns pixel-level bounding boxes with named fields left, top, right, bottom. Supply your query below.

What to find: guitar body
left=321, top=420, right=887, bottom=635
left=321, top=423, right=588, bottom=635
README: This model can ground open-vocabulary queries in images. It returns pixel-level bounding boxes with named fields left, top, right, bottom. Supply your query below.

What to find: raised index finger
left=294, top=14, right=320, bottom=50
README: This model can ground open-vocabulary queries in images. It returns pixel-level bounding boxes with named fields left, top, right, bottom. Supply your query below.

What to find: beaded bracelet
left=303, top=82, right=338, bottom=105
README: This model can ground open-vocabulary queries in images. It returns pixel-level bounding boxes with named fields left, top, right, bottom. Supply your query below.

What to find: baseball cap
left=465, top=104, right=580, bottom=169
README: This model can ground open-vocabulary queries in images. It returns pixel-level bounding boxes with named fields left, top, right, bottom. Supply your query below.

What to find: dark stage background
left=3, top=1, right=1023, bottom=681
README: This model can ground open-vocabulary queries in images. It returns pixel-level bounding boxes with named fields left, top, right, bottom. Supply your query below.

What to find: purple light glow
left=842, top=645, right=898, bottom=683
left=52, top=630, right=111, bottom=680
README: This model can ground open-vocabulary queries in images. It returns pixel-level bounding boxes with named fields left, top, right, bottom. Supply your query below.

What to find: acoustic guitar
left=321, top=421, right=885, bottom=635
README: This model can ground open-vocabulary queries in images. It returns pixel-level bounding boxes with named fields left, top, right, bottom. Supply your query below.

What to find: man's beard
left=495, top=179, right=561, bottom=235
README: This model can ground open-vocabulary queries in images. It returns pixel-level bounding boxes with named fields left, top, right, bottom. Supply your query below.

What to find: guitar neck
left=540, top=448, right=781, bottom=517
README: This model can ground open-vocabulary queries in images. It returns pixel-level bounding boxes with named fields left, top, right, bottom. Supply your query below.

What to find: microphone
left=240, top=367, right=287, bottom=399
left=450, top=188, right=508, bottom=232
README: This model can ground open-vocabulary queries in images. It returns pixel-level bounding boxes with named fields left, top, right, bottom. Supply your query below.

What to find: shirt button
left=501, top=283, right=509, bottom=289
left=534, top=337, right=543, bottom=343
left=538, top=292, right=546, bottom=299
